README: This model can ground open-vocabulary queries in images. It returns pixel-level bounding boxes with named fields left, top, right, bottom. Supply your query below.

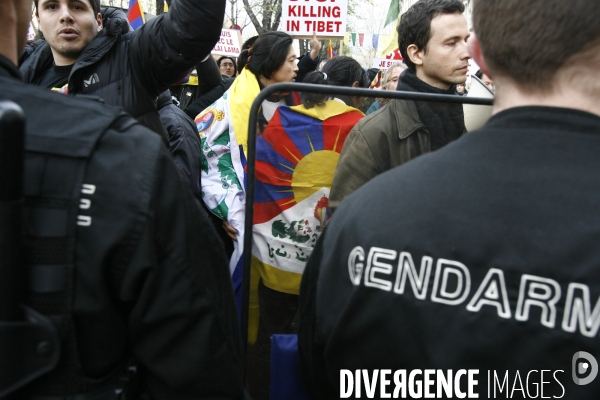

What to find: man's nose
left=59, top=5, right=75, bottom=23
left=458, top=40, right=470, bottom=59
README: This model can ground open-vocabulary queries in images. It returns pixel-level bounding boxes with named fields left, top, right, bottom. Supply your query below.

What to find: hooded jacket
left=20, top=2, right=225, bottom=137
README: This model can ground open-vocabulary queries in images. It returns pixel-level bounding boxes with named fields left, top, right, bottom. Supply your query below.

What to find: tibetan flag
left=127, top=0, right=145, bottom=30
left=326, top=40, right=336, bottom=58
left=369, top=69, right=383, bottom=89
left=252, top=101, right=365, bottom=296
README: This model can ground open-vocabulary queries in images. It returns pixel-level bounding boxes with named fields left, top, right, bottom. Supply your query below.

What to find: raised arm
left=130, top=0, right=226, bottom=98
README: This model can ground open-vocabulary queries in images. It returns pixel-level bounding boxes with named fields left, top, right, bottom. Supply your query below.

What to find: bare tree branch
left=242, top=0, right=266, bottom=34
left=269, top=0, right=282, bottom=31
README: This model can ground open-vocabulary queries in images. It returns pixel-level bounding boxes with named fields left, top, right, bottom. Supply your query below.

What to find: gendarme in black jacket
left=2, top=53, right=245, bottom=399
left=299, top=107, right=600, bottom=399
left=20, top=1, right=225, bottom=137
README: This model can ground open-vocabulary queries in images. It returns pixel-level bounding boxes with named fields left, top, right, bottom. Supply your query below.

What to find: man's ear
left=406, top=44, right=424, bottom=68
left=96, top=13, right=103, bottom=31
left=352, top=81, right=359, bottom=88
left=467, top=32, right=491, bottom=78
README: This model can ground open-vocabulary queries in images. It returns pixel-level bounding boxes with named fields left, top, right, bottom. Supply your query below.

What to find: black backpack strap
left=0, top=100, right=60, bottom=398
left=21, top=109, right=132, bottom=398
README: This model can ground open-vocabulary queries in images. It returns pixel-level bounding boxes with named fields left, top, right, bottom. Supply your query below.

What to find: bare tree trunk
left=299, top=40, right=309, bottom=56
left=242, top=0, right=282, bottom=33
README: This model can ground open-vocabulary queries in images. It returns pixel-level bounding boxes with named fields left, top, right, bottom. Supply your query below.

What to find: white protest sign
left=372, top=59, right=400, bottom=69
left=372, top=48, right=403, bottom=69
left=212, top=29, right=242, bottom=57
left=281, top=0, right=348, bottom=39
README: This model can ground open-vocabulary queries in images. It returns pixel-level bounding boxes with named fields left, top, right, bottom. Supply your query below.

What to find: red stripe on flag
left=262, top=112, right=304, bottom=165
left=321, top=112, right=363, bottom=152
left=256, top=160, right=294, bottom=187
left=254, top=197, right=297, bottom=224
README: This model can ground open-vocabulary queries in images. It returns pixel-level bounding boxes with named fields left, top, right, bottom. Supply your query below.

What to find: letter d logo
left=572, top=351, right=598, bottom=385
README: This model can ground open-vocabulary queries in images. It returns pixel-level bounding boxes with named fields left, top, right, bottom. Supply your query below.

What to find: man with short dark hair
left=299, top=0, right=600, bottom=398
left=20, top=0, right=225, bottom=137
left=329, top=0, right=469, bottom=209
left=0, top=0, right=246, bottom=398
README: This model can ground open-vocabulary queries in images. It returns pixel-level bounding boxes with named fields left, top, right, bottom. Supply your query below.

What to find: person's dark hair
left=397, top=0, right=464, bottom=73
left=241, top=36, right=258, bottom=52
left=300, top=56, right=369, bottom=108
left=238, top=36, right=259, bottom=72
left=35, top=0, right=101, bottom=16
left=245, top=31, right=294, bottom=80
left=474, top=69, right=483, bottom=79
left=473, top=0, right=600, bottom=92
left=217, top=56, right=238, bottom=76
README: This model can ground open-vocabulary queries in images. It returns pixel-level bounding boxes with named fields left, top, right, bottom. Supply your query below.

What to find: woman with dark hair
left=195, top=31, right=300, bottom=313
left=301, top=55, right=370, bottom=108
left=248, top=56, right=367, bottom=399
left=217, top=55, right=237, bottom=77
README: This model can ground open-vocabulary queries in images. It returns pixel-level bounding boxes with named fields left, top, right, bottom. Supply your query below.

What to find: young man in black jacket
left=20, top=0, right=225, bottom=138
left=0, top=0, right=246, bottom=398
left=299, top=0, right=600, bottom=398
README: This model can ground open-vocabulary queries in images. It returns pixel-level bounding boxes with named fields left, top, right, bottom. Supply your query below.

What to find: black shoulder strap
left=21, top=108, right=131, bottom=398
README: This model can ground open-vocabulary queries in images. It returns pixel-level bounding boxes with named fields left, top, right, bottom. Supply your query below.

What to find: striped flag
left=326, top=40, right=336, bottom=58
left=252, top=101, right=365, bottom=296
left=127, top=0, right=146, bottom=30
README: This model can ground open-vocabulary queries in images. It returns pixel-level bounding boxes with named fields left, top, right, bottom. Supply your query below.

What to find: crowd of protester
left=1, top=0, right=599, bottom=398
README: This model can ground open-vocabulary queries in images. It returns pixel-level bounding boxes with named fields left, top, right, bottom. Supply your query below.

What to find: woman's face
left=383, top=67, right=402, bottom=91
left=219, top=59, right=236, bottom=77
left=268, top=45, right=299, bottom=84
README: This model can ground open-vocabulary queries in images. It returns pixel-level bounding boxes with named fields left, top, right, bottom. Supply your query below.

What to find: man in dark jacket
left=299, top=0, right=600, bottom=398
left=329, top=0, right=469, bottom=210
left=0, top=0, right=245, bottom=398
left=156, top=89, right=202, bottom=199
left=20, top=0, right=225, bottom=138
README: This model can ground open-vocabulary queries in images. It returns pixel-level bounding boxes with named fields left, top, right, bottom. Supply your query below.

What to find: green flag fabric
left=385, top=0, right=400, bottom=27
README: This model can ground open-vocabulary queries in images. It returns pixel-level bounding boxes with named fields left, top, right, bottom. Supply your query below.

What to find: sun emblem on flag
left=253, top=106, right=361, bottom=225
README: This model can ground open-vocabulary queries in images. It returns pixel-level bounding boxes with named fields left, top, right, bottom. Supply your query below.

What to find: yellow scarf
left=228, top=67, right=261, bottom=156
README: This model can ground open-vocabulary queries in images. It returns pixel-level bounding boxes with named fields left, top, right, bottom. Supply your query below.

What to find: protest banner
left=372, top=47, right=403, bottom=69
left=212, top=29, right=242, bottom=57
left=281, top=0, right=348, bottom=39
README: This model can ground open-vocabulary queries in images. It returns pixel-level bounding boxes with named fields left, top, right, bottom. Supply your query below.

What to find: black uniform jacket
left=1, top=56, right=245, bottom=399
left=299, top=107, right=600, bottom=399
